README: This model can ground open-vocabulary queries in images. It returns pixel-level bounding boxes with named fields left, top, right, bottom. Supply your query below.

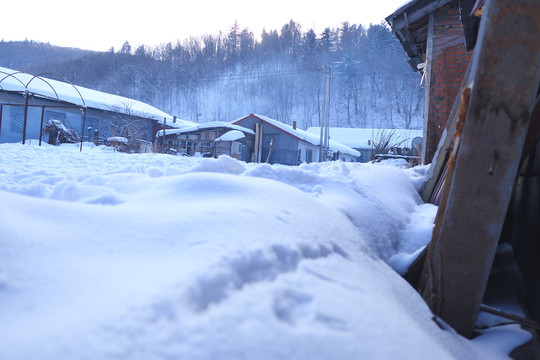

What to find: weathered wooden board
left=418, top=0, right=540, bottom=337
left=421, top=64, right=472, bottom=203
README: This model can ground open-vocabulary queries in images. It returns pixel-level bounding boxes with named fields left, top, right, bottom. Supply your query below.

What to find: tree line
left=3, top=21, right=424, bottom=129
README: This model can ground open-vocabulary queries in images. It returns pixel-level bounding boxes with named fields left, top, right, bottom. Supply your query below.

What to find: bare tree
left=393, top=74, right=424, bottom=129
left=370, top=129, right=405, bottom=160
left=106, top=101, right=150, bottom=152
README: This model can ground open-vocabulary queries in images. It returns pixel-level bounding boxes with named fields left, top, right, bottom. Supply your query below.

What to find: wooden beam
left=480, top=304, right=540, bottom=331
left=421, top=63, right=472, bottom=202
left=407, top=82, right=472, bottom=287
left=419, top=0, right=540, bottom=337
left=421, top=13, right=434, bottom=165
left=521, top=96, right=540, bottom=164
left=389, top=0, right=453, bottom=32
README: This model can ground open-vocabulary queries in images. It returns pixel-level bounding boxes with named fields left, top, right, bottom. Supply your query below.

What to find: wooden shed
left=155, top=121, right=255, bottom=160
left=387, top=0, right=540, bottom=354
left=306, top=127, right=423, bottom=163
left=214, top=130, right=248, bottom=159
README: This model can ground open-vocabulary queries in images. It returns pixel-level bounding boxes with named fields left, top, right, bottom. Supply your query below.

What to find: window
left=85, top=117, right=99, bottom=129
left=45, top=110, right=67, bottom=122
left=9, top=106, right=24, bottom=133
left=298, top=149, right=302, bottom=164
left=306, top=149, right=313, bottom=163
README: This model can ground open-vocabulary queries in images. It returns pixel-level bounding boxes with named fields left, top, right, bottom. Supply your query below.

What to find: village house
left=232, top=114, right=360, bottom=165
left=155, top=121, right=255, bottom=160
left=306, top=127, right=423, bottom=162
left=0, top=66, right=195, bottom=151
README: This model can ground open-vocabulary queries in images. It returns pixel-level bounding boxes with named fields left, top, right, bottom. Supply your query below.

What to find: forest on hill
left=0, top=21, right=424, bottom=129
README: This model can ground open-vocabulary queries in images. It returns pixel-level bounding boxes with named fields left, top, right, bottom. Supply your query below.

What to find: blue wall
left=234, top=115, right=302, bottom=165
left=1, top=95, right=154, bottom=145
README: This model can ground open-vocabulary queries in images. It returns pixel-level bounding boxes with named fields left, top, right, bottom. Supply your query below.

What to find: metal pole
left=39, top=106, right=45, bottom=146
left=162, top=117, right=167, bottom=153
left=22, top=90, right=30, bottom=144
left=79, top=107, right=87, bottom=152
left=324, top=67, right=332, bottom=158
left=0, top=104, right=3, bottom=138
left=257, top=122, right=263, bottom=163
left=253, top=123, right=260, bottom=162
left=319, top=71, right=327, bottom=162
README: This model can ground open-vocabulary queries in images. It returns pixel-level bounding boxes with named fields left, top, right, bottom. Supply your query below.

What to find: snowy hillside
left=5, top=23, right=424, bottom=130
left=0, top=143, right=529, bottom=359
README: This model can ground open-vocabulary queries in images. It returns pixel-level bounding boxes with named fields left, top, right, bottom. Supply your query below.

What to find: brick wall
left=425, top=4, right=473, bottom=163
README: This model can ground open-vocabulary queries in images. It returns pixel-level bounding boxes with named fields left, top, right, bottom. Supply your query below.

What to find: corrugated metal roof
left=0, top=66, right=196, bottom=129
left=155, top=121, right=255, bottom=137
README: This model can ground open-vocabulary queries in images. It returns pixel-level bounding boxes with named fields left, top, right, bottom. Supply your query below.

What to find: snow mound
left=0, top=143, right=526, bottom=359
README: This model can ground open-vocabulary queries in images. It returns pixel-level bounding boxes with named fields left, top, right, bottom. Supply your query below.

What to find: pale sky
left=1, top=0, right=407, bottom=52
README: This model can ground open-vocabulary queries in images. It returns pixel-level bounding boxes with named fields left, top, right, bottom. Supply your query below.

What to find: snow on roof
left=233, top=114, right=360, bottom=157
left=215, top=130, right=245, bottom=142
left=155, top=121, right=255, bottom=137
left=107, top=136, right=128, bottom=143
left=306, top=127, right=423, bottom=149
left=0, top=66, right=196, bottom=129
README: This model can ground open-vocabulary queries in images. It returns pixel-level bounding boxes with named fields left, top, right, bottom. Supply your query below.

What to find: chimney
left=293, top=121, right=297, bottom=130
left=173, top=116, right=177, bottom=123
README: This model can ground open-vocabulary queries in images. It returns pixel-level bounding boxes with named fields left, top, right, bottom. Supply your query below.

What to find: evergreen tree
left=120, top=41, right=132, bottom=55
left=1, top=21, right=424, bottom=129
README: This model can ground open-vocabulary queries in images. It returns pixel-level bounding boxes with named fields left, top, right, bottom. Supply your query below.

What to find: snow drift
left=0, top=142, right=528, bottom=359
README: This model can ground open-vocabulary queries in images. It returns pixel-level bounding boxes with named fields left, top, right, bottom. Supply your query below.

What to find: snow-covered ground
left=0, top=142, right=530, bottom=359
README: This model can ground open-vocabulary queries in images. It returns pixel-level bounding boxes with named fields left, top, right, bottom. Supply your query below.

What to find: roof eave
left=386, top=0, right=453, bottom=32
left=386, top=0, right=454, bottom=71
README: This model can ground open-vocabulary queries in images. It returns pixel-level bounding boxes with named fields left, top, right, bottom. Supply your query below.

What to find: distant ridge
left=0, top=40, right=94, bottom=72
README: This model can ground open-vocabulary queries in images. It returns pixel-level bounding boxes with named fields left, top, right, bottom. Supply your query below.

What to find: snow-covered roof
left=233, top=114, right=360, bottom=157
left=306, top=127, right=423, bottom=149
left=215, top=130, right=245, bottom=142
left=155, top=121, right=255, bottom=137
left=0, top=66, right=196, bottom=129
left=107, top=136, right=128, bottom=143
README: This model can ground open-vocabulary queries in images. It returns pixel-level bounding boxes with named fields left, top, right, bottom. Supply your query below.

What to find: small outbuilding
left=214, top=130, right=247, bottom=159
left=155, top=121, right=255, bottom=159
left=307, top=127, right=423, bottom=162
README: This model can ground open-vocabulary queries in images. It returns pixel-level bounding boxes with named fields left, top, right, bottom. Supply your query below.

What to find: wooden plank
left=508, top=99, right=540, bottom=326
left=418, top=0, right=540, bottom=337
left=480, top=304, right=540, bottom=331
left=421, top=13, right=434, bottom=165
left=521, top=96, right=540, bottom=164
left=406, top=85, right=471, bottom=287
left=421, top=63, right=472, bottom=202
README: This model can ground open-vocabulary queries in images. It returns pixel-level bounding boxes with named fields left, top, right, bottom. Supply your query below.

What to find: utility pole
left=324, top=66, right=332, bottom=160
left=319, top=66, right=332, bottom=161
